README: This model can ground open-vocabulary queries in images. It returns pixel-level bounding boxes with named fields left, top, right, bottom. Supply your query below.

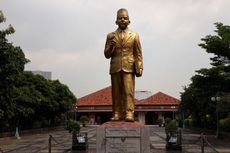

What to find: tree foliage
left=0, top=11, right=76, bottom=132
left=12, top=72, right=76, bottom=129
left=199, top=23, right=230, bottom=66
left=0, top=10, right=28, bottom=123
left=180, top=23, right=230, bottom=129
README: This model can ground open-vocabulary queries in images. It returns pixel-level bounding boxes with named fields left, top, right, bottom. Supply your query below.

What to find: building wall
left=138, top=112, right=146, bottom=124
left=77, top=111, right=176, bottom=125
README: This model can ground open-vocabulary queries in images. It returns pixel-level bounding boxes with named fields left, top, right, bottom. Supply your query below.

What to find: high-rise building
left=31, top=71, right=52, bottom=80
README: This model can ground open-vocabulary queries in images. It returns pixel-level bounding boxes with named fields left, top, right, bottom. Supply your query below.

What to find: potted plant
left=66, top=119, right=80, bottom=133
left=165, top=120, right=182, bottom=150
left=65, top=119, right=88, bottom=150
left=165, top=117, right=172, bottom=125
left=79, top=115, right=89, bottom=127
left=156, top=117, right=164, bottom=127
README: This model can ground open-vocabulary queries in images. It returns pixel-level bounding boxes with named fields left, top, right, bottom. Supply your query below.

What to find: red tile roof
left=77, top=86, right=112, bottom=106
left=136, top=92, right=180, bottom=105
left=77, top=87, right=180, bottom=107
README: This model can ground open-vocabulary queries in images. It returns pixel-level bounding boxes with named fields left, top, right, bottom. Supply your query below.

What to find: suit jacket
left=104, top=28, right=143, bottom=76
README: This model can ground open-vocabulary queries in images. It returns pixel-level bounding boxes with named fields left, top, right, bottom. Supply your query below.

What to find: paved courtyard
left=0, top=126, right=229, bottom=153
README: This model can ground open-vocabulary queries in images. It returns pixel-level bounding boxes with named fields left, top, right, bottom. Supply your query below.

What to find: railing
left=48, top=133, right=88, bottom=153
left=202, top=133, right=219, bottom=153
left=48, top=135, right=71, bottom=153
left=191, top=133, right=219, bottom=153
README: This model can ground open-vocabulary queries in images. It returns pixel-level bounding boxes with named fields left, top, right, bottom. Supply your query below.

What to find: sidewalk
left=0, top=126, right=229, bottom=153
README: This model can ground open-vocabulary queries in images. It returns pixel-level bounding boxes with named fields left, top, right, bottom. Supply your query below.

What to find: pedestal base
left=96, top=121, right=150, bottom=153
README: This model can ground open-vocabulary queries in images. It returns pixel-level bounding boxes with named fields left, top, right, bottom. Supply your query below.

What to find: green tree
left=17, top=72, right=76, bottom=128
left=0, top=10, right=28, bottom=129
left=50, top=80, right=76, bottom=115
left=199, top=23, right=230, bottom=66
left=0, top=11, right=76, bottom=132
left=11, top=72, right=44, bottom=128
left=180, top=23, right=230, bottom=128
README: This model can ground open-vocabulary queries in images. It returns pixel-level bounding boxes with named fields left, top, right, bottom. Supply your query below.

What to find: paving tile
left=0, top=126, right=230, bottom=153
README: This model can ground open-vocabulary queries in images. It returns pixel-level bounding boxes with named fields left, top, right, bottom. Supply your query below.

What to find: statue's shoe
left=125, top=115, right=134, bottom=122
left=110, top=114, right=120, bottom=121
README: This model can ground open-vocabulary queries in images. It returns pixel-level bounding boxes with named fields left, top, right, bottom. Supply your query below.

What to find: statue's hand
left=136, top=69, right=143, bottom=77
left=109, top=35, right=116, bottom=50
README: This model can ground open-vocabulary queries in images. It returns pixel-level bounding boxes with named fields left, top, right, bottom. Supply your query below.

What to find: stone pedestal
left=96, top=121, right=150, bottom=153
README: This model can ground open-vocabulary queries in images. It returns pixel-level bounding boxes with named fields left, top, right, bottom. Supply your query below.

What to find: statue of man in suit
left=104, top=8, right=143, bottom=122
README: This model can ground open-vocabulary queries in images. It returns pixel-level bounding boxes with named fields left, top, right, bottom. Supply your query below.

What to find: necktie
left=121, top=31, right=125, bottom=40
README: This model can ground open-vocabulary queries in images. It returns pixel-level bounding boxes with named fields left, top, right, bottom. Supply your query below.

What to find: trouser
left=111, top=71, right=135, bottom=118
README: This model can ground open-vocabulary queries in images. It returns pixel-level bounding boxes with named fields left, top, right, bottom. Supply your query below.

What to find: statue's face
left=116, top=11, right=130, bottom=30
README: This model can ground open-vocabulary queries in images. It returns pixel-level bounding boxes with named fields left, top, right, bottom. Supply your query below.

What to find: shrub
left=228, top=112, right=230, bottom=118
left=32, top=121, right=42, bottom=129
left=220, top=117, right=230, bottom=132
left=165, top=118, right=172, bottom=125
left=184, top=118, right=193, bottom=127
left=79, top=115, right=89, bottom=123
left=156, top=117, right=163, bottom=126
left=54, top=116, right=62, bottom=126
left=66, top=119, right=80, bottom=133
left=42, top=119, right=50, bottom=127
left=165, top=120, right=178, bottom=131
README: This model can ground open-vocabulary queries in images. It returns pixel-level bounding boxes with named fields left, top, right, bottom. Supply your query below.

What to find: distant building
left=31, top=71, right=52, bottom=80
left=135, top=91, right=152, bottom=100
left=76, top=86, right=181, bottom=125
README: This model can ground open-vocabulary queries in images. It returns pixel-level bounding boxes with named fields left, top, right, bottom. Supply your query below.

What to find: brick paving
left=0, top=125, right=229, bottom=153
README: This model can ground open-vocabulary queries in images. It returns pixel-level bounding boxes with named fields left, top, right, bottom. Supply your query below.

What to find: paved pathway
left=0, top=126, right=229, bottom=153
left=0, top=129, right=72, bottom=153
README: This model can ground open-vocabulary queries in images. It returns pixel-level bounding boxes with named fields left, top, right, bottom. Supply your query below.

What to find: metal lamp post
left=211, top=96, right=221, bottom=138
left=75, top=106, right=78, bottom=121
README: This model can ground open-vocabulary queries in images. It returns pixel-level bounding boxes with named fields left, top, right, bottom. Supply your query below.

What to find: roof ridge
left=78, top=86, right=111, bottom=100
left=77, top=87, right=180, bottom=106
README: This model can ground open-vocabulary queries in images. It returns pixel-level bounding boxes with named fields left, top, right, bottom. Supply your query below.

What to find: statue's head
left=116, top=8, right=130, bottom=30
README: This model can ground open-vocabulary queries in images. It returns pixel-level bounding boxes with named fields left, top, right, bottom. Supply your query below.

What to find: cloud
left=2, top=0, right=230, bottom=98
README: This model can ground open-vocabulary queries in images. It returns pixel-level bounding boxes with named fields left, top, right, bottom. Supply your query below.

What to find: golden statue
left=104, top=8, right=143, bottom=122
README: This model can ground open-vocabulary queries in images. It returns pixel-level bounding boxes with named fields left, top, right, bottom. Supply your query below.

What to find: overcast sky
left=1, top=0, right=230, bottom=99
